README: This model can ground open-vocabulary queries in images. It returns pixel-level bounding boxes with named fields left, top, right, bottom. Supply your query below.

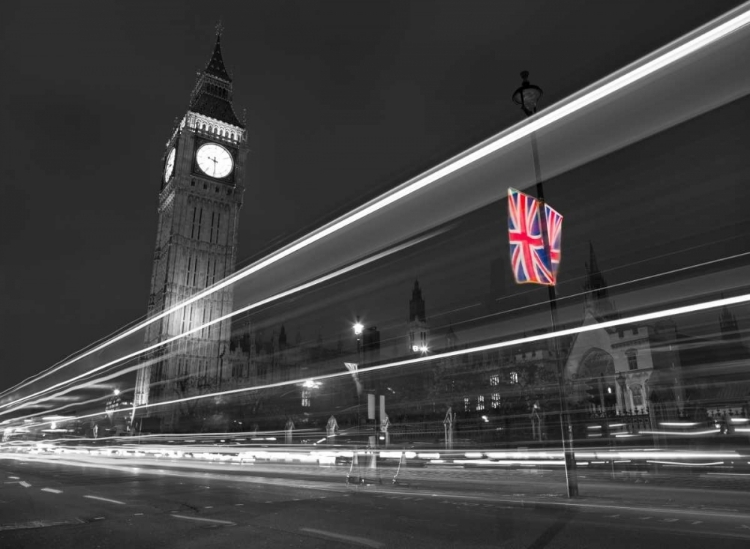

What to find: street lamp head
left=353, top=320, right=364, bottom=336
left=512, top=70, right=543, bottom=117
left=113, top=389, right=121, bottom=396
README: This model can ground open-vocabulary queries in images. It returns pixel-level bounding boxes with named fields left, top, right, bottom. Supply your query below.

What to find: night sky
left=1, top=0, right=747, bottom=392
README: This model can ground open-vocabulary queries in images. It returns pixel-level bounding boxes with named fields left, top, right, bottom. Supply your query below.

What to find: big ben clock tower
left=134, top=29, right=247, bottom=420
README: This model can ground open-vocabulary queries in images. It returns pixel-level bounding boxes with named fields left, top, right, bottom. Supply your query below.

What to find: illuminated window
left=301, top=389, right=311, bottom=407
left=492, top=393, right=501, bottom=409
left=510, top=371, right=519, bottom=384
left=626, top=349, right=638, bottom=371
left=476, top=395, right=485, bottom=411
left=490, top=374, right=499, bottom=386
left=464, top=397, right=469, bottom=412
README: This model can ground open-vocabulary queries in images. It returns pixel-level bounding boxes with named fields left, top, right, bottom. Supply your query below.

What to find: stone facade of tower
left=134, top=32, right=248, bottom=417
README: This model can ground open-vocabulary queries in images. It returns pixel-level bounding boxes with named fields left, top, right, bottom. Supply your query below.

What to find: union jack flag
left=507, top=188, right=562, bottom=286
left=545, top=202, right=563, bottom=280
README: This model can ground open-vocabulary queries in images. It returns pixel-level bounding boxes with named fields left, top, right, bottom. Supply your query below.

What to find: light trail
left=0, top=232, right=442, bottom=416
left=4, top=290, right=750, bottom=426
left=4, top=4, right=749, bottom=403
left=12, top=291, right=745, bottom=421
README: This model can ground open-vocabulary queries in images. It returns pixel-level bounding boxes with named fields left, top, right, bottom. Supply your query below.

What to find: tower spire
left=186, top=28, right=243, bottom=127
left=204, top=30, right=232, bottom=82
left=583, top=242, right=616, bottom=321
left=410, top=279, right=426, bottom=322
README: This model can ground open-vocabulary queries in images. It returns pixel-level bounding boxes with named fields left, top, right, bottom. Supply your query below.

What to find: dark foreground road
left=2, top=455, right=750, bottom=548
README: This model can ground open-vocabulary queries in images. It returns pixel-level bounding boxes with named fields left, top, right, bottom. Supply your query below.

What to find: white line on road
left=84, top=495, right=126, bottom=505
left=662, top=518, right=679, bottom=522
left=41, top=488, right=62, bottom=494
left=301, top=527, right=384, bottom=548
left=19, top=481, right=31, bottom=488
left=0, top=519, right=83, bottom=532
left=171, top=514, right=236, bottom=526
left=8, top=476, right=19, bottom=479
left=692, top=521, right=703, bottom=525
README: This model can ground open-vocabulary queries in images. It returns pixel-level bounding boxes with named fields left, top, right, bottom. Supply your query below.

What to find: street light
left=512, top=70, right=579, bottom=498
left=353, top=320, right=364, bottom=337
left=512, top=71, right=543, bottom=116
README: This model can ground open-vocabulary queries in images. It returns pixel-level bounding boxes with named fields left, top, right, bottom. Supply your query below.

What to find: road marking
left=94, top=517, right=105, bottom=521
left=662, top=518, right=679, bottom=522
left=19, top=481, right=31, bottom=488
left=300, top=527, right=384, bottom=548
left=84, top=495, right=126, bottom=505
left=234, top=503, right=244, bottom=506
left=8, top=476, right=19, bottom=480
left=0, top=519, right=83, bottom=531
left=692, top=521, right=703, bottom=525
left=134, top=513, right=144, bottom=516
left=204, top=506, right=213, bottom=509
left=639, top=517, right=652, bottom=520
left=171, top=514, right=236, bottom=526
left=41, top=488, right=62, bottom=494
left=607, top=515, right=620, bottom=518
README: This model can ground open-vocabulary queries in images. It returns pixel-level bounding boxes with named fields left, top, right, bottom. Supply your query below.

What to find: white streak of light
left=647, top=461, right=724, bottom=467
left=5, top=5, right=750, bottom=401
left=77, top=292, right=750, bottom=417
left=1, top=232, right=440, bottom=415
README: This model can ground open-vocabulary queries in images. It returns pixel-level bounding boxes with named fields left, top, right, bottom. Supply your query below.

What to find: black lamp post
left=513, top=70, right=578, bottom=498
left=353, top=318, right=364, bottom=432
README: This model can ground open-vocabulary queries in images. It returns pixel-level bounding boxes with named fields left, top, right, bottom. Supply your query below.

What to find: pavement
left=2, top=452, right=750, bottom=548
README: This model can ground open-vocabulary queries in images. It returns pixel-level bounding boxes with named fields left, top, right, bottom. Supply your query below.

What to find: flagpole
left=514, top=71, right=578, bottom=498
left=530, top=134, right=579, bottom=499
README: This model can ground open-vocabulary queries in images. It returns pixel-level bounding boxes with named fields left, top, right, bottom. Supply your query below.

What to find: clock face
left=163, top=148, right=176, bottom=183
left=196, top=143, right=233, bottom=179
